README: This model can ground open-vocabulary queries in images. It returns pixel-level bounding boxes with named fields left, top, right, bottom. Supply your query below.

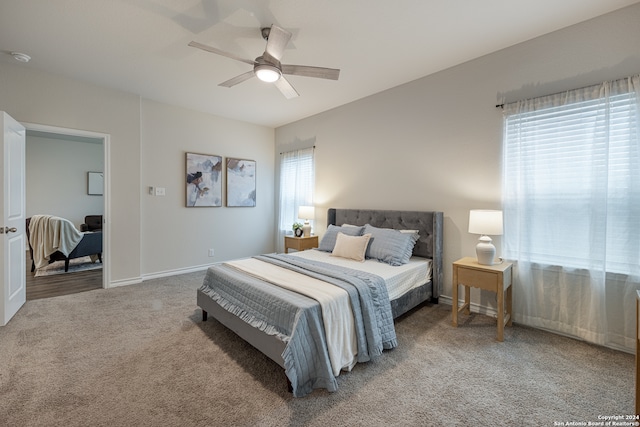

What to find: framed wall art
left=185, top=152, right=223, bottom=207
left=226, top=158, right=256, bottom=207
left=87, top=171, right=103, bottom=195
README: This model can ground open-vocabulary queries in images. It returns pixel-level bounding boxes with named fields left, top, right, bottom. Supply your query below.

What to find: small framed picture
left=186, top=152, right=223, bottom=207
left=226, top=158, right=256, bottom=207
left=87, top=171, right=103, bottom=195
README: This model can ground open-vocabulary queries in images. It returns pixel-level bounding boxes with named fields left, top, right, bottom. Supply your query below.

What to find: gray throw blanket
left=199, top=253, right=397, bottom=397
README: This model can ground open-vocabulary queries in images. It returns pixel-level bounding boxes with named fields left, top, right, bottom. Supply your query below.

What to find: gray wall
left=26, top=134, right=104, bottom=229
left=275, top=4, right=640, bottom=312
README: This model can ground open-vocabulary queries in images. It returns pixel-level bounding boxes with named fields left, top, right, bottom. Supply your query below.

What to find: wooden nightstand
left=284, top=235, right=318, bottom=253
left=452, top=256, right=513, bottom=341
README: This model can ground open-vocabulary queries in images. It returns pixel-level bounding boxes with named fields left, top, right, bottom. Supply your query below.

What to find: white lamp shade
left=468, top=210, right=503, bottom=236
left=298, top=206, right=315, bottom=220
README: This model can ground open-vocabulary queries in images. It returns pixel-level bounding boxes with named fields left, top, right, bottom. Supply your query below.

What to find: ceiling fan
left=189, top=24, right=340, bottom=99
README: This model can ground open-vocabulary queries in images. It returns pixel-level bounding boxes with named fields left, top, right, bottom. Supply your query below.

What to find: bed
left=197, top=208, right=443, bottom=397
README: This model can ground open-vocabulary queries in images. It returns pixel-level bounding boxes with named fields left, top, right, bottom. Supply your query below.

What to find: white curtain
left=503, top=75, right=640, bottom=351
left=277, top=147, right=315, bottom=253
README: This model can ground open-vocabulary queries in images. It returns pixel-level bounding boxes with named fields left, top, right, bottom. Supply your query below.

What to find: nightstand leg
left=497, top=285, right=504, bottom=342
left=464, top=286, right=471, bottom=315
left=452, top=268, right=458, bottom=327
left=506, top=284, right=513, bottom=327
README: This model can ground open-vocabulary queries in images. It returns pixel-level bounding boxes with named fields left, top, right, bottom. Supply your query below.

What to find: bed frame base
left=198, top=289, right=286, bottom=368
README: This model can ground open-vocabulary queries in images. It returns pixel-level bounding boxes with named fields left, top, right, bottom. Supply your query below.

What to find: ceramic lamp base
left=476, top=235, right=496, bottom=265
left=302, top=222, right=311, bottom=237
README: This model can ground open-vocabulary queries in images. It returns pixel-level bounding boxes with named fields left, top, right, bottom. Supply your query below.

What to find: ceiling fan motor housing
left=261, top=27, right=271, bottom=41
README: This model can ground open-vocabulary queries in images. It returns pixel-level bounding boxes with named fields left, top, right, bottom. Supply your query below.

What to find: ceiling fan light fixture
left=255, top=64, right=281, bottom=83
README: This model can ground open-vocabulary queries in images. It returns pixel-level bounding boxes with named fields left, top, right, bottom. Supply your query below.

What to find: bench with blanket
left=26, top=215, right=102, bottom=273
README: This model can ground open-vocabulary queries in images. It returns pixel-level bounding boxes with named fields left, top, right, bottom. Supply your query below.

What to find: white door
left=1, top=111, right=26, bottom=326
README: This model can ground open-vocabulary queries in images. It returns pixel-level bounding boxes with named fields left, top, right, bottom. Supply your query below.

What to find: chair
left=80, top=215, right=102, bottom=232
left=26, top=217, right=103, bottom=273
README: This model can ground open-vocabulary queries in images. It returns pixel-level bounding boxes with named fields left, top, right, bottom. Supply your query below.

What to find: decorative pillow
left=331, top=233, right=372, bottom=262
left=363, top=224, right=419, bottom=266
left=317, top=224, right=365, bottom=252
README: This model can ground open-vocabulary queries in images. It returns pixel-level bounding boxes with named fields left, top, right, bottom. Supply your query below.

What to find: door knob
left=2, top=227, right=17, bottom=233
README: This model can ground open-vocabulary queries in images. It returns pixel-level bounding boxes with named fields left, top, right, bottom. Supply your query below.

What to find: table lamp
left=468, top=209, right=503, bottom=265
left=298, top=206, right=315, bottom=237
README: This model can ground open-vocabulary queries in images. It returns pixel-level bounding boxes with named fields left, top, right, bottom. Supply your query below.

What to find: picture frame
left=87, top=171, right=103, bottom=195
left=186, top=152, right=223, bottom=207
left=226, top=158, right=256, bottom=207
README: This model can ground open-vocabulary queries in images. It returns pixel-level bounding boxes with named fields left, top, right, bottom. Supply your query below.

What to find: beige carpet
left=0, top=271, right=634, bottom=426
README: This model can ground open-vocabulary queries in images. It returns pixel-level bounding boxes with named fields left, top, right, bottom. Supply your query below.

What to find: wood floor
left=26, top=252, right=103, bottom=300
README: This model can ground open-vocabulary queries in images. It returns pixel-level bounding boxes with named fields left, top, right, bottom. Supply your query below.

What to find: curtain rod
left=279, top=145, right=315, bottom=155
left=493, top=73, right=640, bottom=110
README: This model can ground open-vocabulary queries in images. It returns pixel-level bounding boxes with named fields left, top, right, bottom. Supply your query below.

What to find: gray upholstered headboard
left=327, top=208, right=444, bottom=299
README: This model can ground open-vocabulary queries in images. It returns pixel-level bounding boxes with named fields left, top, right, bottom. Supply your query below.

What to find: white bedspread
left=29, top=215, right=83, bottom=269
left=289, top=249, right=432, bottom=300
left=225, top=257, right=357, bottom=375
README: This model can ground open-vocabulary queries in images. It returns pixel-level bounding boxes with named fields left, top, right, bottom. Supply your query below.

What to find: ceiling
left=1, top=0, right=638, bottom=128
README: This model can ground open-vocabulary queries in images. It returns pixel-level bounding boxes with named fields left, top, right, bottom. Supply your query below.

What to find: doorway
left=23, top=123, right=110, bottom=298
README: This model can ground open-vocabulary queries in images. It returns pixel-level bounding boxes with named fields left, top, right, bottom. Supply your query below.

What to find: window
left=278, top=147, right=315, bottom=239
left=503, top=75, right=640, bottom=275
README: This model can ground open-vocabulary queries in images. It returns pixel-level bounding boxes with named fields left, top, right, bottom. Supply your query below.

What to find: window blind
left=503, top=76, right=640, bottom=274
left=278, top=147, right=315, bottom=234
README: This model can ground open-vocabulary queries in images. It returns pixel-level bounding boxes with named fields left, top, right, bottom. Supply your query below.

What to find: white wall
left=0, top=63, right=275, bottom=284
left=275, top=4, right=640, bottom=312
left=140, top=99, right=275, bottom=276
left=0, top=63, right=141, bottom=282
left=26, top=134, right=104, bottom=229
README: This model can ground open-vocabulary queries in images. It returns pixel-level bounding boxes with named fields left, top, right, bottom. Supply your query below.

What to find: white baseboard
left=107, top=264, right=212, bottom=288
left=107, top=277, right=143, bottom=288
left=140, top=263, right=212, bottom=281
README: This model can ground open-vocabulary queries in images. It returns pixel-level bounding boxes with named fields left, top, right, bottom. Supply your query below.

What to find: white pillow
left=331, top=232, right=372, bottom=262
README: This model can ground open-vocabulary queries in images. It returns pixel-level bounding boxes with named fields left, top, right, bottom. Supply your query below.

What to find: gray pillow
left=318, top=224, right=365, bottom=252
left=363, top=224, right=419, bottom=266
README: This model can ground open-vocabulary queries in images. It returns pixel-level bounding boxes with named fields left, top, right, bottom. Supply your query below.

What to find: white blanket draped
left=29, top=215, right=83, bottom=269
left=225, top=258, right=357, bottom=376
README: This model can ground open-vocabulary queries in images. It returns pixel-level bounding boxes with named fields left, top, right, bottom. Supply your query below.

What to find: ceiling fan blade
left=274, top=76, right=299, bottom=99
left=264, top=25, right=291, bottom=62
left=282, top=64, right=340, bottom=80
left=188, top=41, right=255, bottom=66
left=219, top=71, right=255, bottom=88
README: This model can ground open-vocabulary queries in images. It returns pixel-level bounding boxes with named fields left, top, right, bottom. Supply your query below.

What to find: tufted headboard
left=327, top=208, right=443, bottom=299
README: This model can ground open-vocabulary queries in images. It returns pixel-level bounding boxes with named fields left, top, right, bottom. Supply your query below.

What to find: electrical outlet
left=155, top=187, right=166, bottom=196
left=208, top=249, right=215, bottom=257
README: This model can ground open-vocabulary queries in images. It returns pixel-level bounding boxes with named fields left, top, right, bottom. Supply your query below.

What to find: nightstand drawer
left=284, top=235, right=318, bottom=253
left=456, top=268, right=498, bottom=292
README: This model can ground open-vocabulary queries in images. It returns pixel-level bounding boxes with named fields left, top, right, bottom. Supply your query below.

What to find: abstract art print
left=186, top=152, right=223, bottom=207
left=226, top=158, right=256, bottom=207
